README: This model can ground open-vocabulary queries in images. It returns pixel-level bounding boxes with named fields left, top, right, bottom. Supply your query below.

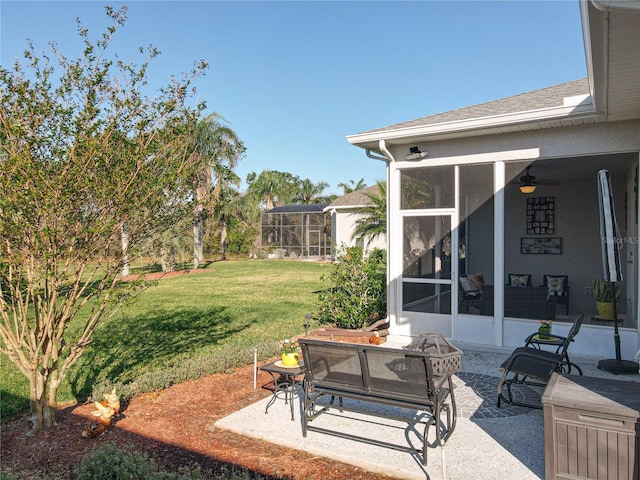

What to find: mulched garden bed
left=1, top=363, right=395, bottom=480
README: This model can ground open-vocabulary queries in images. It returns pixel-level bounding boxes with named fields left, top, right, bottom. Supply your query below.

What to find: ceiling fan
left=513, top=166, right=559, bottom=194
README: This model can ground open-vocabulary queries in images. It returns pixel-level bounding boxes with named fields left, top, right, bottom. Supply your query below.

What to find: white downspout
left=375, top=141, right=396, bottom=335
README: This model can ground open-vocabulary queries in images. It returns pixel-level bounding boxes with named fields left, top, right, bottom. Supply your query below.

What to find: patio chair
left=497, top=314, right=583, bottom=409
left=459, top=276, right=483, bottom=312
left=542, top=274, right=570, bottom=315
left=524, top=314, right=583, bottom=375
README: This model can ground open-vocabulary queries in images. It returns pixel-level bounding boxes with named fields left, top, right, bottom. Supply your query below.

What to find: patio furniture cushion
left=509, top=273, right=532, bottom=287
left=468, top=272, right=485, bottom=286
left=460, top=276, right=479, bottom=293
left=545, top=275, right=568, bottom=296
left=543, top=275, right=570, bottom=315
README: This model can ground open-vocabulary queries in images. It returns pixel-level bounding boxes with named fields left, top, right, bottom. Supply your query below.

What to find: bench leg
left=302, top=381, right=311, bottom=437
left=422, top=377, right=457, bottom=466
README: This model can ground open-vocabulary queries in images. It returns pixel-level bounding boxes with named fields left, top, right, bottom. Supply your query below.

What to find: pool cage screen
left=261, top=204, right=331, bottom=259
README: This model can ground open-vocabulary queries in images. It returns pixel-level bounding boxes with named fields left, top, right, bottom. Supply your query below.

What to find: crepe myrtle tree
left=0, top=6, right=210, bottom=434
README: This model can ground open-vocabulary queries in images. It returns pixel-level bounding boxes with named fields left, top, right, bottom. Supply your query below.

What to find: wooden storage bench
left=298, top=337, right=460, bottom=466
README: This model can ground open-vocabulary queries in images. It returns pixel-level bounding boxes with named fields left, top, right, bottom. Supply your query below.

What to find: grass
left=1, top=259, right=328, bottom=422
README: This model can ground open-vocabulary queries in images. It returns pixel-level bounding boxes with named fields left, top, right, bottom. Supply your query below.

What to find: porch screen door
left=402, top=213, right=454, bottom=314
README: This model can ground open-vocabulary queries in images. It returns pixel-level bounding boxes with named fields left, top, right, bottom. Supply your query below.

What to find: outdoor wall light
left=519, top=184, right=537, bottom=194
left=406, top=146, right=428, bottom=160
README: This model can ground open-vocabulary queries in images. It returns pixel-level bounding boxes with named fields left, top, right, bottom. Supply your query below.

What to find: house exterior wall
left=383, top=119, right=640, bottom=359
left=328, top=208, right=386, bottom=258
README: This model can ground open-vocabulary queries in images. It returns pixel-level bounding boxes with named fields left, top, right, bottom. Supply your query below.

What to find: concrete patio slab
left=215, top=346, right=640, bottom=480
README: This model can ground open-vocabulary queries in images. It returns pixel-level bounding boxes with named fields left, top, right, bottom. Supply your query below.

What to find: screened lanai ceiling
left=512, top=153, right=637, bottom=185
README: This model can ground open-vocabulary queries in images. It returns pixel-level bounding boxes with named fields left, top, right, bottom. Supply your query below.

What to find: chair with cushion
left=497, top=314, right=583, bottom=409
left=543, top=275, right=569, bottom=315
left=459, top=276, right=483, bottom=312
left=508, top=273, right=531, bottom=287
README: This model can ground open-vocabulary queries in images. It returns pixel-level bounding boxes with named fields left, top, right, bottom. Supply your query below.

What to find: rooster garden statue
left=82, top=388, right=120, bottom=438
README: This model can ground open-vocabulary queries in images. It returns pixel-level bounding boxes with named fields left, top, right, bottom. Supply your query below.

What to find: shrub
left=315, top=246, right=386, bottom=329
left=75, top=443, right=168, bottom=480
left=75, top=443, right=274, bottom=480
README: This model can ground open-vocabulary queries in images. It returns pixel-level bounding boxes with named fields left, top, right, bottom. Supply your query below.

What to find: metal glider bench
left=298, top=338, right=459, bottom=466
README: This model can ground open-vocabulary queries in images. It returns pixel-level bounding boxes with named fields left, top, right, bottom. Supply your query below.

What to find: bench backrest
left=298, top=338, right=442, bottom=405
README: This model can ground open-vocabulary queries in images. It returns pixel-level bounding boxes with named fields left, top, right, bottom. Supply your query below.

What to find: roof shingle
left=358, top=78, right=590, bottom=136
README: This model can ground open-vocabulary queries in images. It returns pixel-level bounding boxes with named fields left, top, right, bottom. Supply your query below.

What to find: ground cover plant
left=0, top=260, right=326, bottom=422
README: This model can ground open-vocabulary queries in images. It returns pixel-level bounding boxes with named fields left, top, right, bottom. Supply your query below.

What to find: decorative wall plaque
left=526, top=197, right=554, bottom=235
left=521, top=237, right=562, bottom=255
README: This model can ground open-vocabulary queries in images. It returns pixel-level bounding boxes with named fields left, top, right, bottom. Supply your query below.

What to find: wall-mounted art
left=521, top=237, right=562, bottom=255
left=526, top=196, right=554, bottom=235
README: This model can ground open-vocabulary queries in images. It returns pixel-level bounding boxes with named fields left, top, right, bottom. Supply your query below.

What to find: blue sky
left=1, top=1, right=587, bottom=195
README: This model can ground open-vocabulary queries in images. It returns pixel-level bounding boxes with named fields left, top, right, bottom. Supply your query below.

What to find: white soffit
left=605, top=11, right=640, bottom=121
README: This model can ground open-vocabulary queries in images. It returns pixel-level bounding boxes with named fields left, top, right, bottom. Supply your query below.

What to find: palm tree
left=192, top=113, right=244, bottom=267
left=338, top=178, right=367, bottom=195
left=351, top=180, right=386, bottom=247
left=245, top=169, right=298, bottom=211
left=294, top=178, right=330, bottom=204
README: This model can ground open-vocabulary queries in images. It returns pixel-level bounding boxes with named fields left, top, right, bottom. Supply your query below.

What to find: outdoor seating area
left=476, top=285, right=557, bottom=320
left=215, top=337, right=640, bottom=480
left=459, top=273, right=572, bottom=321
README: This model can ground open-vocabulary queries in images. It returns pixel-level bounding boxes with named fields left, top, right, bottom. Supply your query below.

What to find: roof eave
left=324, top=203, right=373, bottom=212
left=347, top=101, right=600, bottom=150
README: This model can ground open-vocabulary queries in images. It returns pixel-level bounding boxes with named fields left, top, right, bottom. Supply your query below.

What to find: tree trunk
left=161, top=246, right=175, bottom=272
left=28, top=374, right=44, bottom=434
left=220, top=214, right=227, bottom=261
left=121, top=223, right=130, bottom=277
left=28, top=371, right=57, bottom=434
left=193, top=205, right=204, bottom=269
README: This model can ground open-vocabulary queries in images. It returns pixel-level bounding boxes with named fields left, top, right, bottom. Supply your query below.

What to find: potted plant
left=538, top=319, right=553, bottom=339
left=593, top=279, right=620, bottom=320
left=280, top=338, right=299, bottom=366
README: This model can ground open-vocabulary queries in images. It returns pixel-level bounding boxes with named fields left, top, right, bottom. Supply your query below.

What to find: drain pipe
left=366, top=148, right=389, bottom=163
left=373, top=140, right=394, bottom=337
left=591, top=0, right=640, bottom=12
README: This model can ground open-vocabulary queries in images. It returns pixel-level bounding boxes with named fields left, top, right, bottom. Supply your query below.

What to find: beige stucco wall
left=329, top=208, right=386, bottom=259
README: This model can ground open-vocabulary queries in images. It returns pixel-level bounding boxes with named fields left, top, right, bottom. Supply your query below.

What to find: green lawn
left=1, top=259, right=327, bottom=421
